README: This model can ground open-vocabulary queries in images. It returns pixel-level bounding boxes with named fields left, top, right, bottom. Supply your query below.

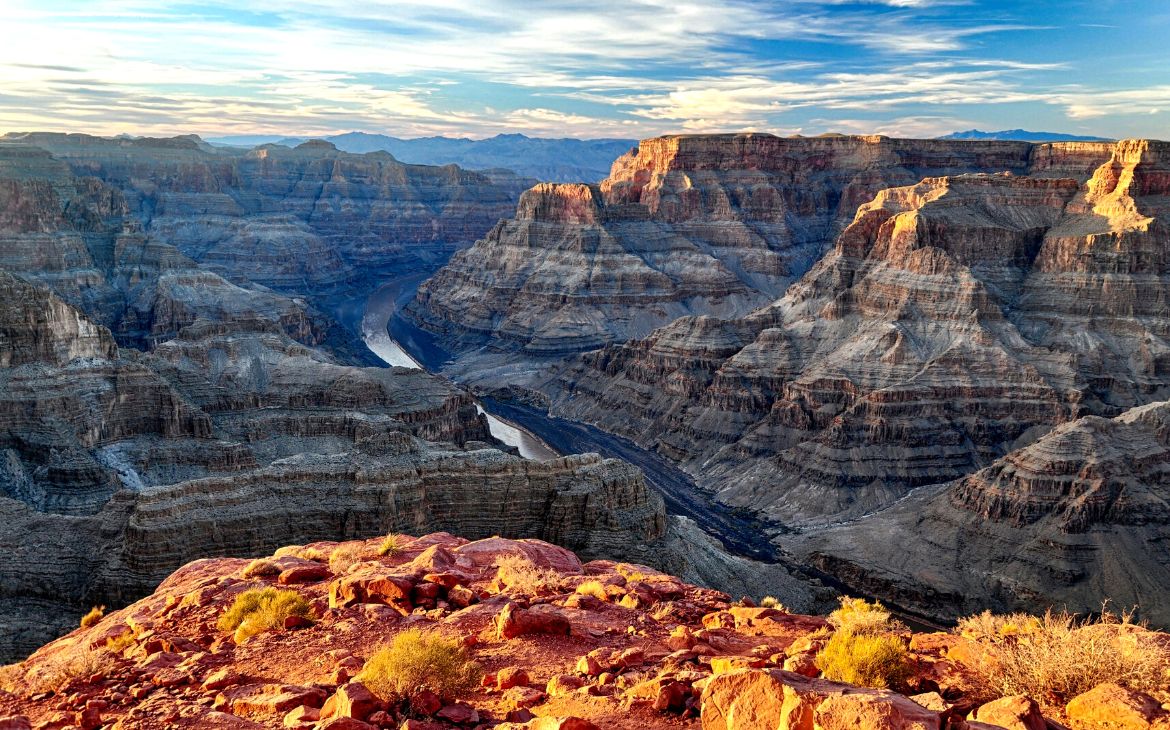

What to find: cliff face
left=408, top=134, right=1115, bottom=354
left=0, top=138, right=660, bottom=664
left=548, top=140, right=1170, bottom=525
left=0, top=273, right=667, bottom=661
left=800, top=399, right=1170, bottom=625
left=1, top=133, right=533, bottom=304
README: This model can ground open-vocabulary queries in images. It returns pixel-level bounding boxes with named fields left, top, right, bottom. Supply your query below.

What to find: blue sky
left=1, top=0, right=1168, bottom=139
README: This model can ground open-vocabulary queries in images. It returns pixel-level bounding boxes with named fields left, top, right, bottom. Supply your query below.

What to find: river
left=359, top=278, right=948, bottom=628
left=361, top=279, right=558, bottom=461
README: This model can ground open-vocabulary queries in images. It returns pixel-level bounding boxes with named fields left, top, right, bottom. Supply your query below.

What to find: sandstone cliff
left=408, top=134, right=1114, bottom=355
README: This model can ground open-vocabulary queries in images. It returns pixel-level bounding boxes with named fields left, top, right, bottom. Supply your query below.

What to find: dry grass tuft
left=329, top=544, right=373, bottom=574
left=105, top=629, right=138, bottom=655
left=827, top=596, right=906, bottom=635
left=242, top=559, right=280, bottom=579
left=217, top=587, right=313, bottom=643
left=26, top=647, right=112, bottom=693
left=956, top=606, right=1170, bottom=704
left=79, top=605, right=105, bottom=629
left=575, top=580, right=611, bottom=602
left=494, top=554, right=563, bottom=595
left=760, top=596, right=788, bottom=612
left=378, top=533, right=409, bottom=558
left=358, top=628, right=481, bottom=702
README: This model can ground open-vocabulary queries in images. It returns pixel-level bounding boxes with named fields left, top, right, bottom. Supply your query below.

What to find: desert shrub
left=329, top=543, right=373, bottom=574
left=105, top=629, right=138, bottom=654
left=760, top=596, right=788, bottom=612
left=0, top=663, right=22, bottom=693
left=298, top=546, right=328, bottom=562
left=27, top=647, right=112, bottom=693
left=242, top=558, right=280, bottom=579
left=358, top=629, right=481, bottom=701
left=827, top=596, right=905, bottom=635
left=815, top=630, right=911, bottom=689
left=575, top=580, right=610, bottom=602
left=378, top=533, right=409, bottom=558
left=494, top=554, right=562, bottom=594
left=79, top=605, right=105, bottom=629
left=957, top=607, right=1170, bottom=703
left=217, top=587, right=312, bottom=642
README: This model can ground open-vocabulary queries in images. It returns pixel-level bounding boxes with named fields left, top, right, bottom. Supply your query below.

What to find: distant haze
left=206, top=132, right=636, bottom=182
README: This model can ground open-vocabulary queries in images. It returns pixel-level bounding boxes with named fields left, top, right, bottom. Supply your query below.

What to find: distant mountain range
left=205, top=131, right=636, bottom=182
left=937, top=129, right=1112, bottom=142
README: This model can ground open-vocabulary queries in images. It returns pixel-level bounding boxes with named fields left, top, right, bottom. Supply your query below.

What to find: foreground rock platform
left=1, top=533, right=1166, bottom=729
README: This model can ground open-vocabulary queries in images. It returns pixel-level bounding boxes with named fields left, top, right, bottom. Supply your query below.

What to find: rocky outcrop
left=548, top=141, right=1170, bottom=527
left=409, top=134, right=1115, bottom=355
left=798, top=399, right=1170, bottom=625
left=4, top=532, right=1165, bottom=729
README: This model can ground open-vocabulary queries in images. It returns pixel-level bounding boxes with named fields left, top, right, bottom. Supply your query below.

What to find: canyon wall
left=408, top=134, right=1115, bottom=355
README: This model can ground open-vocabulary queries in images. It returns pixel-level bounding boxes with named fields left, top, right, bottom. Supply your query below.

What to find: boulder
left=1066, top=683, right=1167, bottom=730
left=972, top=695, right=1046, bottom=730
left=496, top=602, right=571, bottom=639
left=700, top=668, right=940, bottom=730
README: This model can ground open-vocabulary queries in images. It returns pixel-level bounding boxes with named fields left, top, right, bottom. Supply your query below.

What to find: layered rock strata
left=551, top=140, right=1170, bottom=522
left=800, top=399, right=1170, bottom=625
left=2, top=132, right=532, bottom=303
left=408, top=134, right=1116, bottom=354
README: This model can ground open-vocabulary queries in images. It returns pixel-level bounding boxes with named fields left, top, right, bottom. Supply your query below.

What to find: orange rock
left=282, top=705, right=320, bottom=728
left=547, top=674, right=586, bottom=697
left=708, top=655, right=766, bottom=675
left=497, top=666, right=531, bottom=690
left=1066, top=683, right=1167, bottom=730
left=972, top=695, right=1046, bottom=730
left=325, top=681, right=380, bottom=720
left=496, top=602, right=571, bottom=639
left=0, top=719, right=31, bottom=730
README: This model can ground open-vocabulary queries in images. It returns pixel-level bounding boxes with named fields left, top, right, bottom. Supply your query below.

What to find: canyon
left=410, top=133, right=1170, bottom=625
left=4, top=127, right=1170, bottom=672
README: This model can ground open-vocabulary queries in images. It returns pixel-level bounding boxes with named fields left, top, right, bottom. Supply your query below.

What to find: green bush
left=815, top=630, right=911, bottom=689
left=358, top=628, right=481, bottom=701
left=217, top=587, right=312, bottom=642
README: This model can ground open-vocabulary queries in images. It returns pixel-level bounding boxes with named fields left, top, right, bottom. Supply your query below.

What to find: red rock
left=283, top=705, right=321, bottom=727
left=972, top=695, right=1046, bottom=730
left=501, top=686, right=546, bottom=710
left=700, top=669, right=939, bottom=730
left=523, top=718, right=603, bottom=730
left=497, top=666, right=531, bottom=690
left=365, top=710, right=392, bottom=728
left=454, top=537, right=583, bottom=574
left=284, top=614, right=314, bottom=630
left=653, top=681, right=691, bottom=712
left=202, top=668, right=242, bottom=691
left=329, top=571, right=415, bottom=611
left=496, top=602, right=571, bottom=639
left=1065, top=683, right=1167, bottom=730
left=782, top=651, right=820, bottom=678
left=76, top=707, right=101, bottom=730
left=317, top=719, right=376, bottom=730
left=0, top=718, right=30, bottom=730
left=507, top=708, right=536, bottom=722
left=225, top=683, right=328, bottom=715
left=411, top=689, right=442, bottom=716
left=436, top=702, right=479, bottom=724
left=326, top=681, right=380, bottom=720
left=278, top=564, right=331, bottom=584
left=575, top=653, right=604, bottom=676
left=708, top=655, right=766, bottom=675
left=547, top=674, right=585, bottom=696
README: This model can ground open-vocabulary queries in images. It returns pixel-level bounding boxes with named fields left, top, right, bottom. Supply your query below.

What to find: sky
left=1, top=0, right=1168, bottom=140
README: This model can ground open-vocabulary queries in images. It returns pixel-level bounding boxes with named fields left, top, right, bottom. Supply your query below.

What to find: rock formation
left=408, top=134, right=1105, bottom=356
left=799, top=399, right=1170, bottom=625
left=1, top=132, right=532, bottom=308
left=2, top=533, right=1165, bottom=729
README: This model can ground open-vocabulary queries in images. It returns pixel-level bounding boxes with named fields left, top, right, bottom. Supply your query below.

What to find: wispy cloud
left=0, top=0, right=1165, bottom=139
